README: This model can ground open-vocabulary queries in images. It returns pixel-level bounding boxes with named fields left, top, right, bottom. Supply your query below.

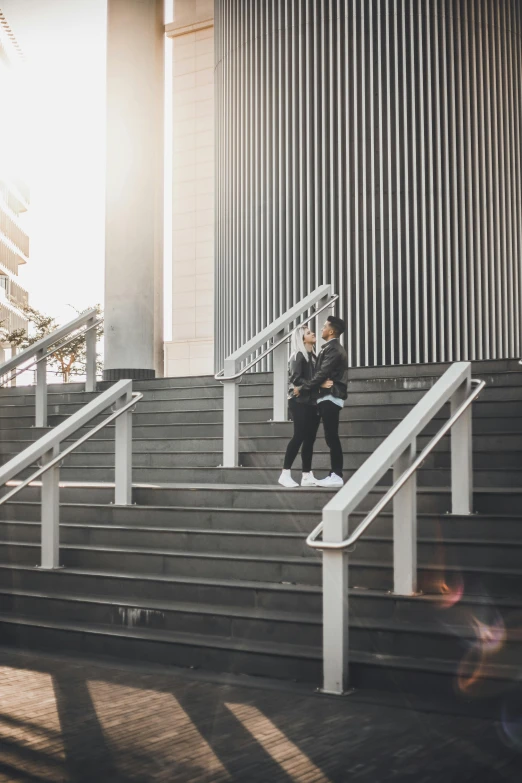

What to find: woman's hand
left=320, top=379, right=334, bottom=389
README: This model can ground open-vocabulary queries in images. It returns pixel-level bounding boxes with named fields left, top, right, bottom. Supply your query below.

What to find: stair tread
left=0, top=611, right=519, bottom=681
left=4, top=586, right=522, bottom=641
left=1, top=520, right=521, bottom=548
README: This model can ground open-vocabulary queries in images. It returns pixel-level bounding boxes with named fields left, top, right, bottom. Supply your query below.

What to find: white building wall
left=165, top=0, right=214, bottom=377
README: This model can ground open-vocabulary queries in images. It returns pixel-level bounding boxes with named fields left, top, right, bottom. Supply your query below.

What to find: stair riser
left=3, top=594, right=521, bottom=667
left=0, top=524, right=313, bottom=558
left=0, top=544, right=323, bottom=585
left=1, top=524, right=520, bottom=568
left=13, top=464, right=522, bottom=488
left=1, top=503, right=521, bottom=540
left=0, top=594, right=322, bottom=647
left=0, top=621, right=322, bottom=683
left=0, top=620, right=517, bottom=695
left=0, top=567, right=322, bottom=613
left=0, top=543, right=519, bottom=597
left=5, top=484, right=514, bottom=514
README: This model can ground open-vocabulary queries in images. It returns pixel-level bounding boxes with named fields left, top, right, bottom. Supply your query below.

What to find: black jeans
left=319, top=400, right=343, bottom=477
left=283, top=400, right=320, bottom=472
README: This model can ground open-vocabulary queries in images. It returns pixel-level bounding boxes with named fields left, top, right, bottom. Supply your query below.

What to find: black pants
left=319, top=400, right=343, bottom=477
left=283, top=400, right=320, bottom=472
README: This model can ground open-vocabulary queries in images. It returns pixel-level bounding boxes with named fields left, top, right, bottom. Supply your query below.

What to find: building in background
left=102, top=1, right=522, bottom=381
left=0, top=9, right=29, bottom=343
left=164, top=0, right=214, bottom=377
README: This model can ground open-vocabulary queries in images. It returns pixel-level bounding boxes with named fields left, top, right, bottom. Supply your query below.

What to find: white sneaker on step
left=278, top=471, right=299, bottom=488
left=315, top=473, right=344, bottom=488
left=301, top=473, right=318, bottom=487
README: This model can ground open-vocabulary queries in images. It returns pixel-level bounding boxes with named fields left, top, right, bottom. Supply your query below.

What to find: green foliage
left=0, top=303, right=104, bottom=383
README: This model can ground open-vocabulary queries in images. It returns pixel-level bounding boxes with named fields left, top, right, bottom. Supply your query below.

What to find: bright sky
left=1, top=0, right=107, bottom=325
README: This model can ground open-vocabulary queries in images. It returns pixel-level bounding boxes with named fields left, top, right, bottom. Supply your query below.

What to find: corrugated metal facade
left=214, top=0, right=522, bottom=369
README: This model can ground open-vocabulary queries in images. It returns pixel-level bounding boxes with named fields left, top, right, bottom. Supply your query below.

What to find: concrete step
left=1, top=537, right=521, bottom=596
left=5, top=445, right=517, bottom=470
left=5, top=482, right=522, bottom=515
left=11, top=463, right=522, bottom=488
left=0, top=588, right=521, bottom=668
left=2, top=502, right=522, bottom=541
left=1, top=521, right=520, bottom=570
left=0, top=610, right=519, bottom=692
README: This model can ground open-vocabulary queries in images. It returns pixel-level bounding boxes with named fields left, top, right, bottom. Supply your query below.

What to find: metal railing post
left=222, top=379, right=239, bottom=467
left=393, top=440, right=417, bottom=595
left=272, top=330, right=288, bottom=422
left=321, top=507, right=349, bottom=695
left=85, top=318, right=97, bottom=393
left=316, top=293, right=333, bottom=352
left=35, top=349, right=47, bottom=427
left=451, top=377, right=473, bottom=515
left=40, top=447, right=61, bottom=569
left=114, top=391, right=133, bottom=505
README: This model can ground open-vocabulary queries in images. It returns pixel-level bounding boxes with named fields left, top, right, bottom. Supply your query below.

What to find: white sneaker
left=278, top=470, right=299, bottom=488
left=301, top=472, right=318, bottom=487
left=316, top=473, right=344, bottom=488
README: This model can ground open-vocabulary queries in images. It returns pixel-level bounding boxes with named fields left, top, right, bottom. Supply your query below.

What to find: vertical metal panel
left=214, top=0, right=522, bottom=370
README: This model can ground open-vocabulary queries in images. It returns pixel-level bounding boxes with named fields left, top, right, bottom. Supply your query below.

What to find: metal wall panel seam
left=329, top=2, right=337, bottom=338
left=509, top=2, right=522, bottom=356
left=505, top=0, right=518, bottom=356
left=360, top=0, right=369, bottom=365
left=496, top=1, right=511, bottom=357
left=353, top=0, right=360, bottom=366
left=485, top=0, right=497, bottom=359
left=440, top=0, right=453, bottom=360
left=433, top=0, right=444, bottom=361
left=337, top=1, right=345, bottom=355
left=476, top=0, right=490, bottom=359
left=402, top=0, right=412, bottom=365
left=369, top=0, right=377, bottom=364
left=377, top=0, right=386, bottom=365
left=469, top=0, right=483, bottom=359
left=462, top=0, right=476, bottom=359
left=455, top=0, right=468, bottom=360
left=298, top=0, right=305, bottom=312
left=382, top=3, right=395, bottom=364
left=490, top=0, right=504, bottom=358
left=345, top=0, right=352, bottom=366
left=425, top=0, right=437, bottom=362
left=393, top=0, right=403, bottom=365
left=417, top=3, right=428, bottom=362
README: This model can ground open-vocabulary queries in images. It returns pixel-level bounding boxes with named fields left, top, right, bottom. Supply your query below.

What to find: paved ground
left=0, top=648, right=519, bottom=782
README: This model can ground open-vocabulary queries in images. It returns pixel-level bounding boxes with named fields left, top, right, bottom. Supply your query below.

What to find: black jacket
left=288, top=352, right=317, bottom=405
left=298, top=338, right=348, bottom=400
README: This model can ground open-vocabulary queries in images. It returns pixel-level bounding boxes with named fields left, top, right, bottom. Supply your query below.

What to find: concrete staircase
left=0, top=360, right=521, bottom=695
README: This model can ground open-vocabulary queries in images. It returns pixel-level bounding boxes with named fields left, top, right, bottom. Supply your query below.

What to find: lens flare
left=456, top=613, right=507, bottom=697
left=471, top=616, right=506, bottom=656
left=499, top=684, right=522, bottom=750
left=436, top=574, right=464, bottom=609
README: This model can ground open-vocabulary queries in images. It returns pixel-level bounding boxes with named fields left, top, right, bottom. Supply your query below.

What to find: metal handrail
left=0, top=391, right=142, bottom=507
left=0, top=378, right=139, bottom=569
left=215, top=294, right=339, bottom=382
left=307, top=379, right=485, bottom=551
left=0, top=318, right=103, bottom=387
left=0, top=307, right=102, bottom=426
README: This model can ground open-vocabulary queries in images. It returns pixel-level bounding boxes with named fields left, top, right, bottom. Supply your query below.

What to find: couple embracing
left=278, top=315, right=348, bottom=489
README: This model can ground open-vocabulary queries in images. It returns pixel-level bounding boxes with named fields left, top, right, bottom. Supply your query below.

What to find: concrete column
left=104, top=0, right=164, bottom=381
left=164, top=0, right=215, bottom=377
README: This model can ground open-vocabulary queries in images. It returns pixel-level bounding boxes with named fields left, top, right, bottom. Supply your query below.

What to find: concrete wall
left=164, top=0, right=214, bottom=377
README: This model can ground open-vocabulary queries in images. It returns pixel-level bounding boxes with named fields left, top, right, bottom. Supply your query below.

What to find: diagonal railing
left=0, top=379, right=141, bottom=569
left=0, top=308, right=102, bottom=427
left=215, top=284, right=338, bottom=467
left=306, top=362, right=485, bottom=695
